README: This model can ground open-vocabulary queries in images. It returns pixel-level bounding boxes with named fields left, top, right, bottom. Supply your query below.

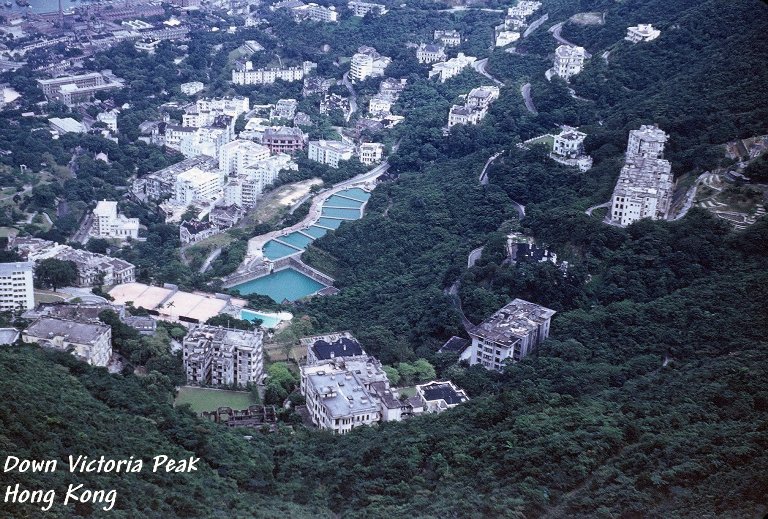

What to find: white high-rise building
left=308, top=140, right=355, bottom=168
left=219, top=140, right=271, bottom=176
left=349, top=47, right=391, bottom=82
left=553, top=45, right=586, bottom=81
left=428, top=53, right=477, bottom=82
left=173, top=167, right=223, bottom=206
left=0, top=262, right=35, bottom=312
left=468, top=298, right=556, bottom=372
left=183, top=325, right=264, bottom=387
left=626, top=124, right=668, bottom=161
left=626, top=24, right=660, bottom=44
left=92, top=200, right=140, bottom=239
left=609, top=158, right=673, bottom=226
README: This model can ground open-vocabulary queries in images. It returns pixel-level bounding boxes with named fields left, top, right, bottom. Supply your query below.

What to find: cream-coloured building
left=219, top=139, right=271, bottom=176
left=609, top=158, right=673, bottom=226
left=553, top=45, right=586, bottom=81
left=92, top=201, right=140, bottom=239
left=24, top=317, right=112, bottom=367
left=416, top=43, right=446, bottom=64
left=293, top=3, right=338, bottom=22
left=428, top=53, right=477, bottom=82
left=232, top=60, right=316, bottom=85
left=358, top=142, right=384, bottom=165
left=507, top=0, right=541, bottom=17
left=349, top=47, right=391, bottom=82
left=173, top=167, right=223, bottom=206
left=308, top=140, right=355, bottom=168
left=468, top=298, right=556, bottom=371
left=348, top=0, right=387, bottom=16
left=626, top=24, right=660, bottom=43
left=183, top=324, right=264, bottom=387
left=180, top=81, right=205, bottom=95
left=552, top=127, right=586, bottom=158
left=626, top=124, right=668, bottom=161
left=434, top=30, right=461, bottom=47
left=0, top=261, right=34, bottom=312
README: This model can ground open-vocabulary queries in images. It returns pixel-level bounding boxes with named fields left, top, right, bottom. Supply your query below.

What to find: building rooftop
left=555, top=45, right=586, bottom=59
left=418, top=381, right=469, bottom=405
left=470, top=298, right=556, bottom=346
left=0, top=328, right=20, bottom=345
left=0, top=261, right=33, bottom=276
left=438, top=336, right=470, bottom=353
left=302, top=331, right=365, bottom=360
left=307, top=370, right=380, bottom=418
left=26, top=318, right=110, bottom=345
left=93, top=200, right=118, bottom=216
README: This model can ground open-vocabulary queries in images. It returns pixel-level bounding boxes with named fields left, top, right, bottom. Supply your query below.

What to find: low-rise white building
left=448, top=105, right=482, bottom=127
left=348, top=0, right=387, bottom=16
left=552, top=127, right=586, bottom=158
left=270, top=98, right=298, bottom=120
left=626, top=24, right=660, bottom=43
left=232, top=60, right=316, bottom=85
left=553, top=45, right=586, bottom=81
left=495, top=30, right=520, bottom=47
left=24, top=317, right=112, bottom=367
left=466, top=86, right=500, bottom=109
left=48, top=117, right=85, bottom=134
left=428, top=53, right=476, bottom=82
left=415, top=380, right=469, bottom=413
left=468, top=298, right=556, bottom=371
left=0, top=261, right=34, bottom=313
left=434, top=29, right=461, bottom=47
left=368, top=94, right=393, bottom=116
left=92, top=200, right=140, bottom=239
left=416, top=43, right=446, bottom=64
left=96, top=109, right=119, bottom=133
left=308, top=140, right=355, bottom=168
left=180, top=81, right=205, bottom=95
left=507, top=0, right=541, bottom=17
left=358, top=142, right=384, bottom=165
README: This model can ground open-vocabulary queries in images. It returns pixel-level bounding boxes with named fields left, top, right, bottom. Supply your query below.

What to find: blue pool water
left=325, top=194, right=365, bottom=208
left=302, top=226, right=328, bottom=238
left=316, top=217, right=343, bottom=229
left=232, top=268, right=326, bottom=302
left=240, top=309, right=282, bottom=328
left=322, top=207, right=361, bottom=219
left=278, top=231, right=314, bottom=249
left=338, top=188, right=371, bottom=201
left=263, top=240, right=301, bottom=260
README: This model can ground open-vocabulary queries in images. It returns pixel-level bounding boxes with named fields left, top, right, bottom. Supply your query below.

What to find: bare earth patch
left=570, top=12, right=604, bottom=25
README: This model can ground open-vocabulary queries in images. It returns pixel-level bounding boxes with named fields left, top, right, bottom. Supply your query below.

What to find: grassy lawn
left=175, top=386, right=257, bottom=413
left=0, top=226, right=18, bottom=238
left=34, top=290, right=68, bottom=303
left=525, top=134, right=554, bottom=148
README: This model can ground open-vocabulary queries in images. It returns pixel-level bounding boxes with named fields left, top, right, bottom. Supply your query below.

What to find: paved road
left=523, top=13, right=549, bottom=38
left=72, top=213, right=94, bottom=244
left=471, top=58, right=504, bottom=86
left=585, top=201, right=611, bottom=217
left=341, top=72, right=358, bottom=121
left=521, top=83, right=537, bottom=114
left=479, top=151, right=504, bottom=185
left=199, top=247, right=222, bottom=273
left=437, top=6, right=503, bottom=12
left=550, top=22, right=592, bottom=58
left=467, top=247, right=484, bottom=268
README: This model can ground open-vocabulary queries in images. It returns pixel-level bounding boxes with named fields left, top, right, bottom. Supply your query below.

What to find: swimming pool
left=232, top=268, right=326, bottom=302
left=322, top=207, right=362, bottom=219
left=263, top=240, right=302, bottom=260
left=240, top=309, right=283, bottom=328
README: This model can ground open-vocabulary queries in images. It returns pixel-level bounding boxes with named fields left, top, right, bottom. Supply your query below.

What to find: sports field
left=175, top=386, right=257, bottom=413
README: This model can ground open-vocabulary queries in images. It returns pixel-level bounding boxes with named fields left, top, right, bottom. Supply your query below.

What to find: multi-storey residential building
left=96, top=109, right=119, bottom=133
left=358, top=142, right=384, bottom=165
left=308, top=140, right=355, bottom=168
left=552, top=127, right=587, bottom=158
left=302, top=76, right=335, bottom=97
left=232, top=60, right=316, bottom=85
left=183, top=325, right=264, bottom=387
left=0, top=262, right=34, bottom=313
left=434, top=29, right=461, bottom=47
left=262, top=126, right=306, bottom=153
left=428, top=53, right=477, bottom=82
left=368, top=94, right=393, bottom=116
left=468, top=298, right=556, bottom=371
left=219, top=140, right=271, bottom=177
left=626, top=124, right=668, bottom=161
left=348, top=0, right=387, bottom=16
left=349, top=46, right=391, bottom=82
left=416, top=43, right=446, bottom=64
left=179, top=220, right=220, bottom=244
left=270, top=99, right=298, bottom=120
left=448, top=105, right=482, bottom=127
left=466, top=86, right=500, bottom=110
left=10, top=237, right=135, bottom=287
left=209, top=204, right=242, bottom=229
left=507, top=0, right=541, bottom=17
left=180, top=81, right=205, bottom=95
left=553, top=45, right=586, bottom=81
left=23, top=318, right=112, bottom=367
left=37, top=70, right=124, bottom=106
left=226, top=154, right=298, bottom=208
left=137, top=156, right=219, bottom=201
left=609, top=157, right=673, bottom=226
left=320, top=94, right=351, bottom=118
left=292, top=2, right=338, bottom=21
left=626, top=24, right=660, bottom=43
left=173, top=167, right=223, bottom=206
left=92, top=201, right=140, bottom=239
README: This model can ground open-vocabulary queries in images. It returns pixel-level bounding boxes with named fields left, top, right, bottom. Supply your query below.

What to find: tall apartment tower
left=626, top=124, right=668, bottom=161
left=0, top=262, right=35, bottom=312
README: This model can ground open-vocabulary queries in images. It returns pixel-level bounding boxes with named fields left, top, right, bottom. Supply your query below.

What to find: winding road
left=471, top=58, right=504, bottom=86
left=521, top=83, right=537, bottom=114
left=341, top=72, right=358, bottom=121
left=479, top=151, right=504, bottom=185
left=585, top=201, right=610, bottom=217
left=549, top=22, right=592, bottom=58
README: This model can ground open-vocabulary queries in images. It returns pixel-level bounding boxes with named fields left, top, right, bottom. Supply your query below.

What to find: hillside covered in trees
left=1, top=0, right=767, bottom=517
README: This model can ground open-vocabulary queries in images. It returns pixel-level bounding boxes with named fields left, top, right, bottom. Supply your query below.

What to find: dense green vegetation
left=1, top=0, right=767, bottom=516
